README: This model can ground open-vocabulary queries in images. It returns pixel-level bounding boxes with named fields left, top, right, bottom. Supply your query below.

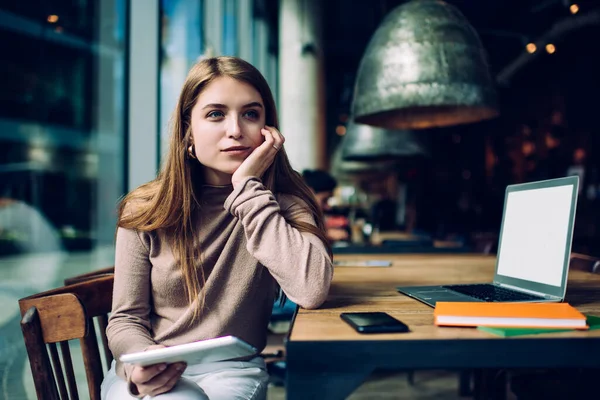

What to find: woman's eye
left=244, top=110, right=259, bottom=119
left=207, top=110, right=224, bottom=118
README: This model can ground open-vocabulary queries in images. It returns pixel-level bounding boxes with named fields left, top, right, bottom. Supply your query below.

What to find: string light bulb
left=47, top=15, right=59, bottom=23
left=335, top=125, right=347, bottom=136
left=526, top=43, right=537, bottom=53
left=546, top=43, right=556, bottom=54
left=570, top=4, right=579, bottom=14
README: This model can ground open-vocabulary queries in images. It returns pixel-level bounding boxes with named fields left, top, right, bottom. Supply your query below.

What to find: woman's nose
left=227, top=117, right=242, bottom=139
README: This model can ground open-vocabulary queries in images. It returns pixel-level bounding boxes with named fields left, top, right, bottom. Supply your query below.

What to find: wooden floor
left=267, top=370, right=475, bottom=400
left=266, top=368, right=600, bottom=400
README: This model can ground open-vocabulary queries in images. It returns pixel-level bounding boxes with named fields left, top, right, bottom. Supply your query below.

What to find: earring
left=187, top=144, right=197, bottom=159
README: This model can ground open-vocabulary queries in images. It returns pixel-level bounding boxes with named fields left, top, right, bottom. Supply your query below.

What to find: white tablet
left=119, top=336, right=258, bottom=367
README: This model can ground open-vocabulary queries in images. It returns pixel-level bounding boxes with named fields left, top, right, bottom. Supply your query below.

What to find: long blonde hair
left=117, top=56, right=331, bottom=319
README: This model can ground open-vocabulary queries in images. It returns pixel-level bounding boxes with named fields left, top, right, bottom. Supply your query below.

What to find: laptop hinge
left=496, top=283, right=560, bottom=299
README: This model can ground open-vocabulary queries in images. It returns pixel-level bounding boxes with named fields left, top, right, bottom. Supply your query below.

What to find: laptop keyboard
left=442, top=284, right=546, bottom=302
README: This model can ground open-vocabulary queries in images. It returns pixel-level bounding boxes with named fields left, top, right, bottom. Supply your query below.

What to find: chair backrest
left=570, top=253, right=600, bottom=274
left=63, top=266, right=115, bottom=286
left=19, top=274, right=114, bottom=400
left=63, top=265, right=116, bottom=379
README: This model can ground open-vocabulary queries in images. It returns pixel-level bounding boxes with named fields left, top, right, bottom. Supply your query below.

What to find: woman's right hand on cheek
left=231, top=126, right=284, bottom=189
left=130, top=361, right=187, bottom=397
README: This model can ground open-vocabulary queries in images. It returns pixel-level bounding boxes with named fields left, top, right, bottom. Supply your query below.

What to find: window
left=159, top=0, right=204, bottom=158
left=0, top=1, right=127, bottom=276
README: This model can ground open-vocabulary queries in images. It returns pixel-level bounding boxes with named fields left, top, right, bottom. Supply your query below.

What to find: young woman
left=102, top=56, right=333, bottom=399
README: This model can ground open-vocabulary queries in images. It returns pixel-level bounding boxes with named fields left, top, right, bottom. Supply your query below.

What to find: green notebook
left=477, top=314, right=600, bottom=337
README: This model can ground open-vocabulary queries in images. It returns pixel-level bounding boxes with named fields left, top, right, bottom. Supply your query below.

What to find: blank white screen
left=496, top=185, right=573, bottom=287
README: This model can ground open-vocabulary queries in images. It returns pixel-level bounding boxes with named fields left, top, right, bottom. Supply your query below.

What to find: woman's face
left=190, top=76, right=266, bottom=185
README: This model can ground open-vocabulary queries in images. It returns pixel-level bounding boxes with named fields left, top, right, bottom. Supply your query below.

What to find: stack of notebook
left=477, top=314, right=600, bottom=337
left=434, top=302, right=590, bottom=331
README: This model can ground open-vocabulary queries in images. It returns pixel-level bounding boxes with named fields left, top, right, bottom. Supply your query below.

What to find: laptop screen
left=496, top=182, right=575, bottom=288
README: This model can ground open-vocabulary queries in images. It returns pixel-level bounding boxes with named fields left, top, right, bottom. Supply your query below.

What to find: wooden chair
left=570, top=252, right=600, bottom=273
left=18, top=274, right=114, bottom=400
left=47, top=264, right=308, bottom=394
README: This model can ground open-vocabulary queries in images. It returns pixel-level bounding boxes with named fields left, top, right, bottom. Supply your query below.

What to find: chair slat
left=60, top=341, right=79, bottom=400
left=49, top=343, right=69, bottom=400
left=97, top=315, right=113, bottom=367
left=21, top=308, right=60, bottom=400
left=81, top=320, right=104, bottom=400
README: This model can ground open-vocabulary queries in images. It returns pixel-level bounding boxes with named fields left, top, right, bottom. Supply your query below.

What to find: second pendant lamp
left=340, top=121, right=429, bottom=161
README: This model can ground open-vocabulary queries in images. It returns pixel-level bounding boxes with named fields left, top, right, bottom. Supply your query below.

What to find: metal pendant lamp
left=352, top=0, right=499, bottom=130
left=331, top=145, right=399, bottom=178
left=341, top=121, right=429, bottom=161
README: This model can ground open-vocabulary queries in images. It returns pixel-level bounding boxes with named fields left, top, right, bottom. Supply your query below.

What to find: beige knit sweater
left=106, top=177, right=333, bottom=381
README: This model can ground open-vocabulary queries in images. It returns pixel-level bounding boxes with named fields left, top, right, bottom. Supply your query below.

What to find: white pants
left=101, top=357, right=269, bottom=400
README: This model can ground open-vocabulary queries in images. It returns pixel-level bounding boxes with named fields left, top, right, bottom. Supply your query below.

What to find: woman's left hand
left=231, top=126, right=284, bottom=189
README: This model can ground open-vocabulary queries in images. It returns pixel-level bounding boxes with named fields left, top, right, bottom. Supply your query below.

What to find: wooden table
left=285, top=254, right=600, bottom=400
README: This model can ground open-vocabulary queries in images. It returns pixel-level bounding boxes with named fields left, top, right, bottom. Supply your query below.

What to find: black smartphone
left=340, top=312, right=410, bottom=334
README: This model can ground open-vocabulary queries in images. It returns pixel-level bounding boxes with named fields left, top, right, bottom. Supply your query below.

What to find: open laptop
left=397, top=176, right=579, bottom=307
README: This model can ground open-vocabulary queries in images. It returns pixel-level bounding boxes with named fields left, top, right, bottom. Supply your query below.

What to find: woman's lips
left=222, top=146, right=251, bottom=155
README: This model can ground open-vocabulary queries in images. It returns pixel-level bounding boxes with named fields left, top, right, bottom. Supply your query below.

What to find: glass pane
left=0, top=1, right=127, bottom=396
left=160, top=0, right=203, bottom=158
left=223, top=0, right=238, bottom=56
left=252, top=17, right=267, bottom=78
left=0, top=4, right=128, bottom=266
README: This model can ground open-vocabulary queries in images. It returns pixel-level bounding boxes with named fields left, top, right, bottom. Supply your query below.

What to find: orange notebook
left=434, top=302, right=588, bottom=329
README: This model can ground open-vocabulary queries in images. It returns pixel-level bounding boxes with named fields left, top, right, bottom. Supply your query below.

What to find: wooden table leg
left=458, top=370, right=472, bottom=396
left=473, top=369, right=507, bottom=400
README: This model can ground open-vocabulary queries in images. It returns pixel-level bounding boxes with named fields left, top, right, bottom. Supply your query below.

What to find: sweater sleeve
left=224, top=177, right=333, bottom=309
left=106, top=226, right=157, bottom=381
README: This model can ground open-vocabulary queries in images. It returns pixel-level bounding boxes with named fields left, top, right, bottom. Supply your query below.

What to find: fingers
left=131, top=363, right=168, bottom=384
left=260, top=127, right=275, bottom=150
left=152, top=365, right=186, bottom=396
left=262, top=126, right=284, bottom=152
left=131, top=362, right=187, bottom=397
left=231, top=125, right=284, bottom=188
